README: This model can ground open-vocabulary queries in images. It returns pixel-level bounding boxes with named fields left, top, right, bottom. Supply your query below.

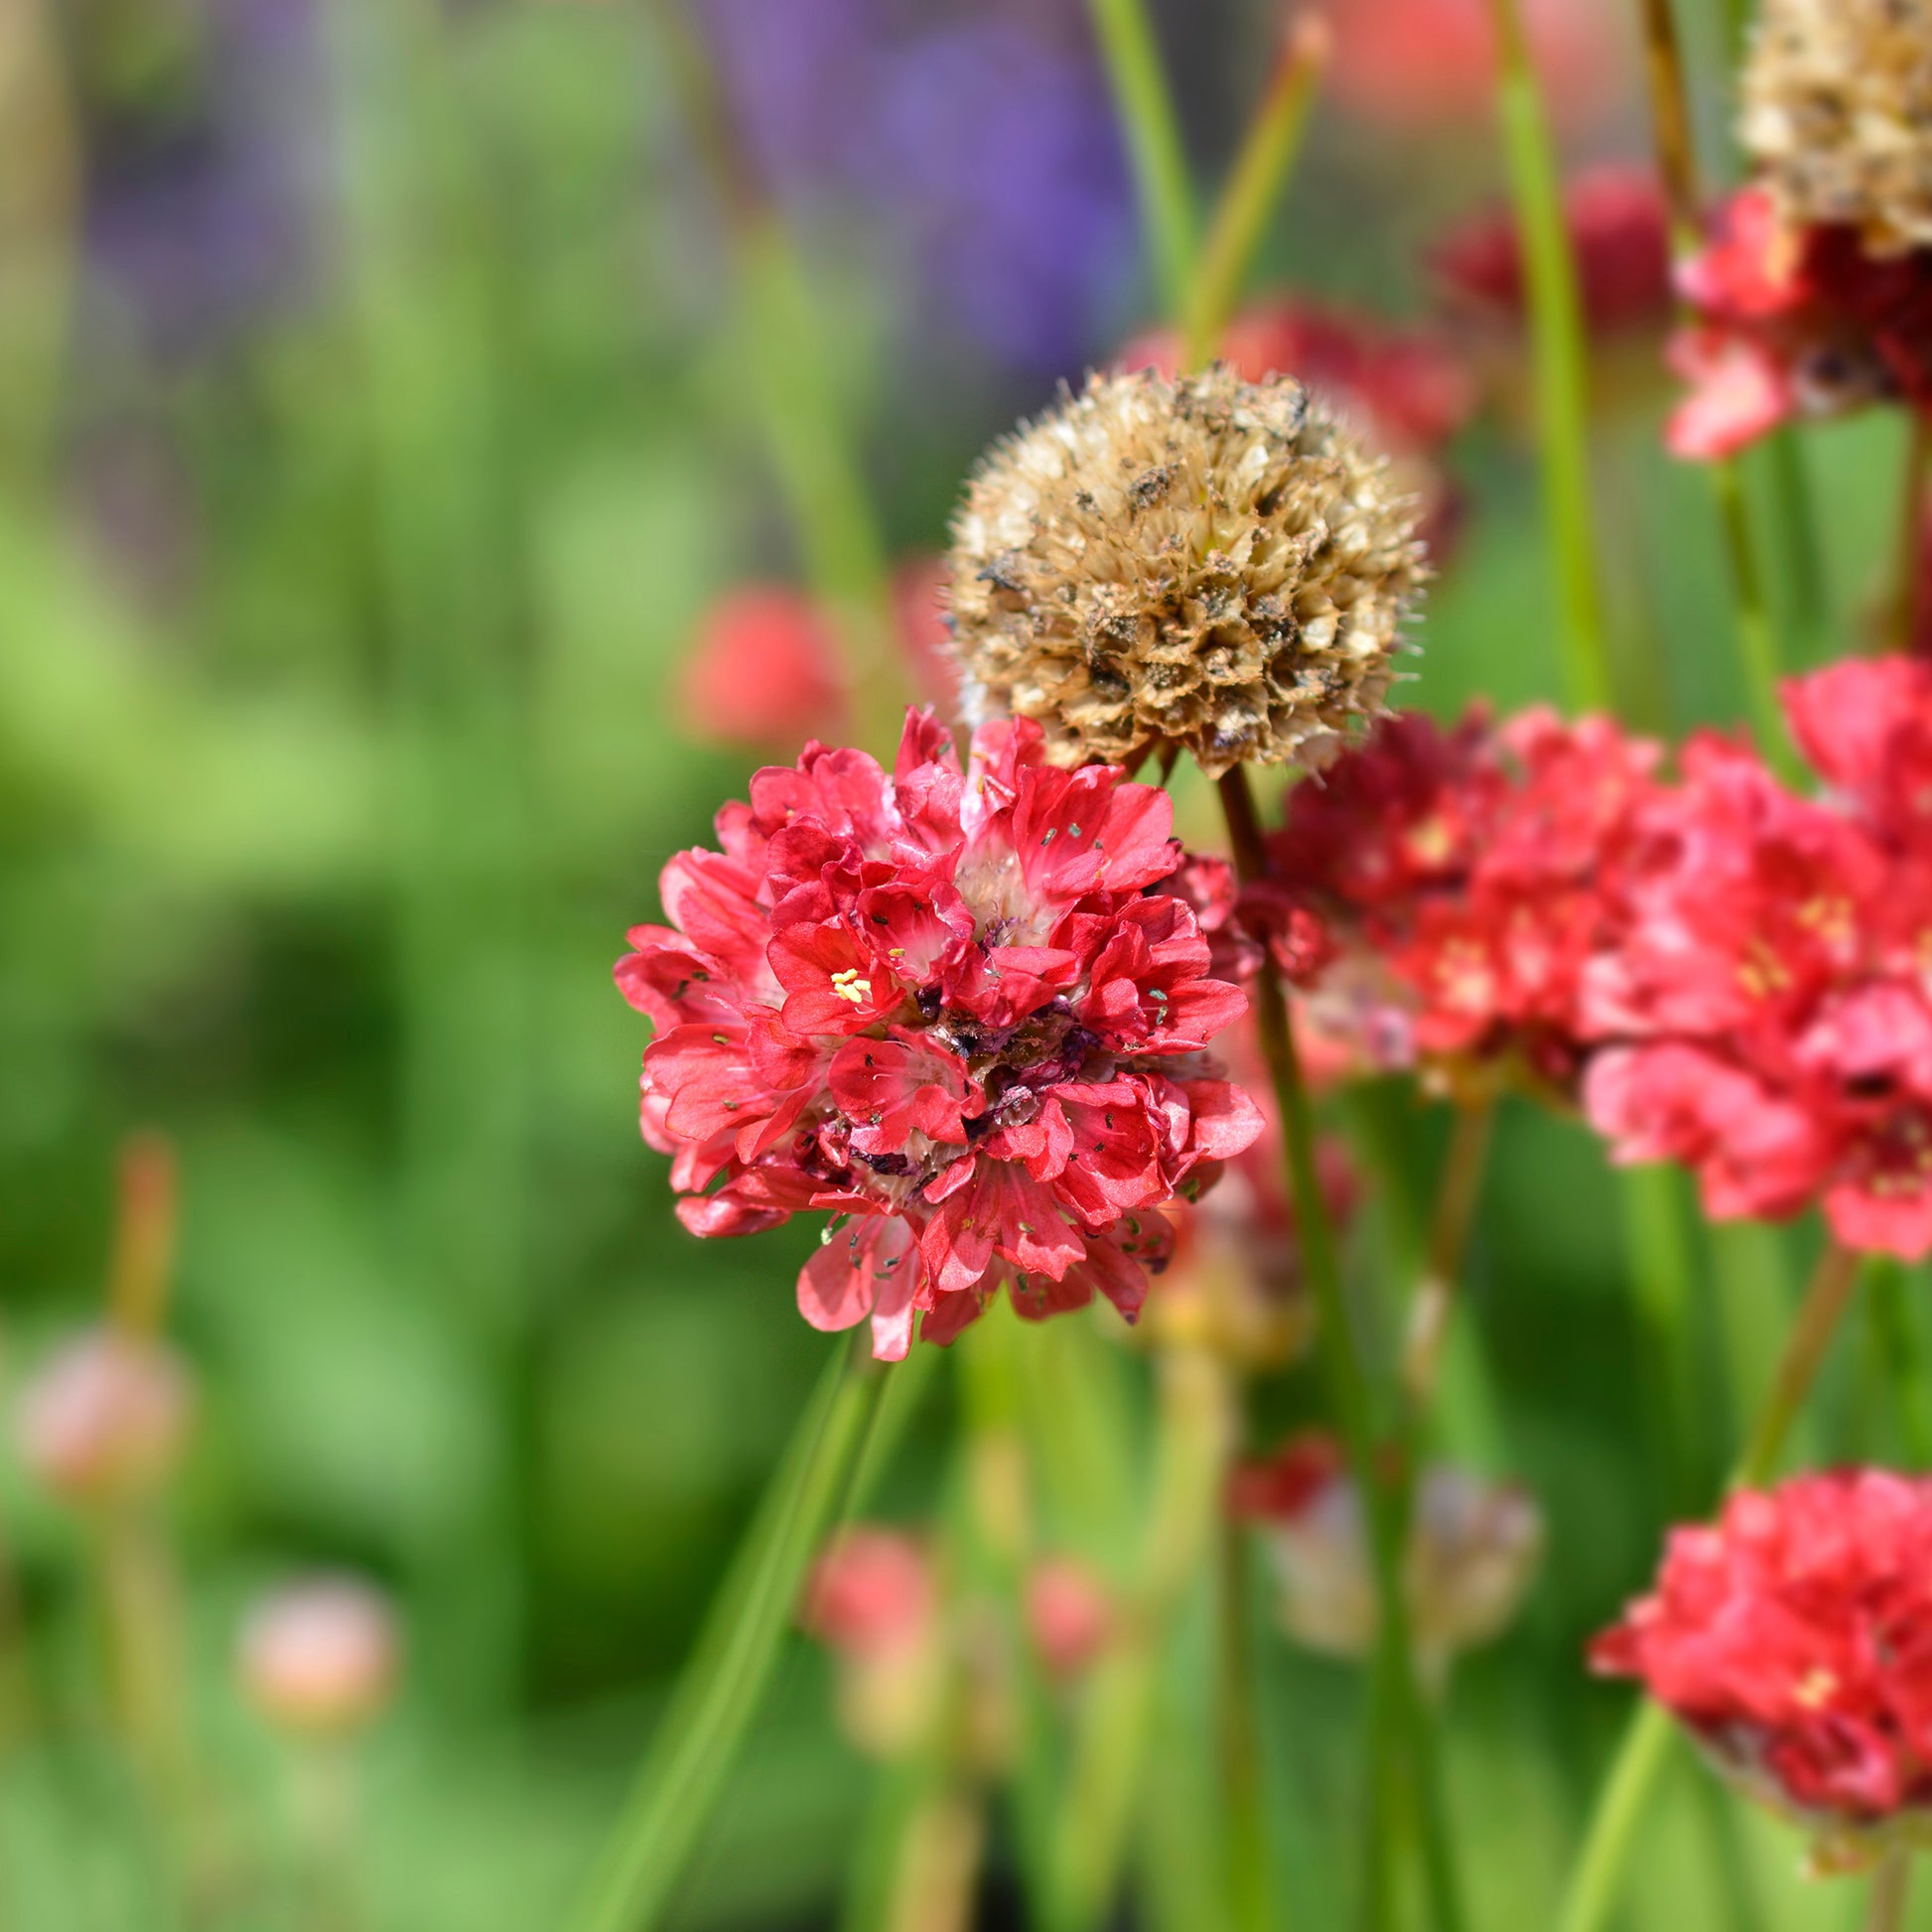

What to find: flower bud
left=1026, top=1558, right=1112, bottom=1680
left=237, top=1577, right=399, bottom=1736
left=16, top=1328, right=192, bottom=1504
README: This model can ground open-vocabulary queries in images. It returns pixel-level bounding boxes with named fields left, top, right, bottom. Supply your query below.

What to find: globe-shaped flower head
left=947, top=366, right=1427, bottom=779
left=1742, top=0, right=1932, bottom=257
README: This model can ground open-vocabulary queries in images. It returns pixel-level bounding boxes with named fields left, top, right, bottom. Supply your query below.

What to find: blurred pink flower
left=679, top=586, right=850, bottom=750
left=237, top=1577, right=399, bottom=1735
left=16, top=1330, right=193, bottom=1505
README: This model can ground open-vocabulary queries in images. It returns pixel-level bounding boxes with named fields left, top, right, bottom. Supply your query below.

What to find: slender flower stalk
left=1219, top=765, right=1465, bottom=1932
left=570, top=1340, right=890, bottom=1932
left=1890, top=412, right=1932, bottom=652
left=1555, top=1240, right=1865, bottom=1932
left=1484, top=0, right=1614, bottom=713
left=653, top=0, right=902, bottom=749
left=1866, top=1854, right=1914, bottom=1932
left=1217, top=1516, right=1272, bottom=1932
left=1084, top=0, right=1197, bottom=320
left=1767, top=430, right=1828, bottom=651
left=1631, top=0, right=1807, bottom=780
left=1400, top=1103, right=1496, bottom=1414
left=1180, top=17, right=1331, bottom=371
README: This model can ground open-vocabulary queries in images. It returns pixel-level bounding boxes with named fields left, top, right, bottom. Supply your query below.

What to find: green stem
left=1180, top=18, right=1330, bottom=369
left=1400, top=1102, right=1496, bottom=1418
left=1218, top=767, right=1465, bottom=1932
left=1485, top=0, right=1614, bottom=714
left=1630, top=0, right=1804, bottom=769
left=1765, top=430, right=1827, bottom=654
left=1868, top=1261, right=1932, bottom=1466
left=1084, top=0, right=1197, bottom=319
left=1618, top=1167, right=1701, bottom=1502
left=1218, top=1515, right=1274, bottom=1932
left=1555, top=1240, right=1864, bottom=1932
left=1889, top=412, right=1932, bottom=654
left=653, top=0, right=902, bottom=748
left=569, top=1338, right=889, bottom=1932
left=1865, top=1852, right=1914, bottom=1932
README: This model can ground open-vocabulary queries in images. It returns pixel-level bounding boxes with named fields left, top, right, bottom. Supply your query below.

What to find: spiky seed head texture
left=945, top=365, right=1427, bottom=780
left=1741, top=0, right=1932, bottom=257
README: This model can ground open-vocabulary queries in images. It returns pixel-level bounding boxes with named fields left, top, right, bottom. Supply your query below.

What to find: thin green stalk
left=1765, top=430, right=1827, bottom=654
left=1556, top=1241, right=1864, bottom=1932
left=1485, top=0, right=1614, bottom=714
left=1181, top=18, right=1330, bottom=369
left=570, top=1339, right=889, bottom=1932
left=1218, top=1516, right=1274, bottom=1932
left=653, top=0, right=901, bottom=747
left=1619, top=1167, right=1700, bottom=1497
left=1889, top=412, right=1932, bottom=654
left=1400, top=1101, right=1496, bottom=1417
left=1219, top=767, right=1464, bottom=1932
left=1865, top=1852, right=1914, bottom=1932
left=1868, top=1261, right=1932, bottom=1466
left=1048, top=1342, right=1230, bottom=1932
left=1084, top=0, right=1196, bottom=319
left=1630, top=0, right=1803, bottom=772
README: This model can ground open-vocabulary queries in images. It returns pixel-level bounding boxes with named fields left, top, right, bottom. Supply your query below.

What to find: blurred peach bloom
left=16, top=1329, right=192, bottom=1504
left=237, top=1577, right=400, bottom=1735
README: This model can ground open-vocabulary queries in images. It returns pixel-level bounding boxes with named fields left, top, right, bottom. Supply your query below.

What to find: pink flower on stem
left=616, top=710, right=1263, bottom=1359
left=1592, top=1470, right=1932, bottom=1866
left=1666, top=187, right=1932, bottom=460
left=1261, top=707, right=1661, bottom=1098
left=1582, top=658, right=1932, bottom=1259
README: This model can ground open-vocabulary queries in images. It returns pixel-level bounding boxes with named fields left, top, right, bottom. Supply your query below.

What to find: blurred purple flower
left=79, top=0, right=326, bottom=359
left=695, top=0, right=1135, bottom=372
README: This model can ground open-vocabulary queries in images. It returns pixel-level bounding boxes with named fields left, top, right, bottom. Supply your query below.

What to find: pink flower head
left=1582, top=659, right=1932, bottom=1258
left=1434, top=163, right=1674, bottom=341
left=237, top=1577, right=400, bottom=1736
left=679, top=586, right=850, bottom=750
left=1116, top=303, right=1474, bottom=562
left=1232, top=1432, right=1543, bottom=1685
left=1592, top=1470, right=1932, bottom=1860
left=1325, top=0, right=1626, bottom=135
left=1027, top=1558, right=1113, bottom=1679
left=1667, top=188, right=1932, bottom=460
left=801, top=1527, right=936, bottom=1660
left=616, top=710, right=1263, bottom=1359
left=1263, top=707, right=1661, bottom=1096
left=17, top=1328, right=194, bottom=1504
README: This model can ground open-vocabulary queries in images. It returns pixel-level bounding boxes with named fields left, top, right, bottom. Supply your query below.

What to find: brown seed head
left=946, top=365, right=1427, bottom=779
left=1741, top=0, right=1932, bottom=257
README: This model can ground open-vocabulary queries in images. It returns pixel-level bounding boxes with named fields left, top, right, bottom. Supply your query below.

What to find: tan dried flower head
left=1741, top=0, right=1932, bottom=256
left=946, top=365, right=1426, bottom=780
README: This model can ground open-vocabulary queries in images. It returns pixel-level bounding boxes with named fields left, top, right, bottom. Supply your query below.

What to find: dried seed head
left=946, top=365, right=1427, bottom=779
left=1741, top=0, right=1932, bottom=257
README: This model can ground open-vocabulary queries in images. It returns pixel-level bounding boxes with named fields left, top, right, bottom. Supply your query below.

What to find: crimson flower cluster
left=1593, top=1471, right=1932, bottom=1850
left=1584, top=657, right=1932, bottom=1260
left=1668, top=186, right=1932, bottom=459
left=617, top=710, right=1261, bottom=1359
left=1259, top=706, right=1660, bottom=1097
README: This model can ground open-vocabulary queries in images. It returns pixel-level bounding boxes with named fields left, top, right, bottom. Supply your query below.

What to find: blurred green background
left=3, top=0, right=1929, bottom=1926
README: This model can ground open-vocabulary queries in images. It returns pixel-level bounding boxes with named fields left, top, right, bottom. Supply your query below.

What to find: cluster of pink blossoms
left=1259, top=706, right=1660, bottom=1097
left=1584, top=657, right=1932, bottom=1259
left=1668, top=187, right=1932, bottom=459
left=617, top=710, right=1262, bottom=1359
left=1593, top=1471, right=1932, bottom=1850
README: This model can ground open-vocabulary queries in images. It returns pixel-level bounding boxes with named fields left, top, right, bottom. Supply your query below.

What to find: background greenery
left=2, top=0, right=1927, bottom=1925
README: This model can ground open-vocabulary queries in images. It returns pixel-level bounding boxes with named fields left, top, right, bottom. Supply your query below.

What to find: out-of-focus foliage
left=1, top=0, right=1926, bottom=1928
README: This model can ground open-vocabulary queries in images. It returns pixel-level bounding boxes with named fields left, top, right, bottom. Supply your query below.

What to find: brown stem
left=1401, top=1101, right=1497, bottom=1414
left=1864, top=1852, right=1914, bottom=1932
left=1634, top=0, right=1703, bottom=248
left=1731, top=1241, right=1863, bottom=1489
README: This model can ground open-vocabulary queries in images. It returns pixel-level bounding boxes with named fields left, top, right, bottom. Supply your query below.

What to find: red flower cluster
left=1583, top=657, right=1932, bottom=1259
left=617, top=710, right=1262, bottom=1359
left=1434, top=163, right=1675, bottom=342
left=1262, top=706, right=1660, bottom=1095
left=1592, top=1470, right=1932, bottom=1845
left=1668, top=187, right=1932, bottom=459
